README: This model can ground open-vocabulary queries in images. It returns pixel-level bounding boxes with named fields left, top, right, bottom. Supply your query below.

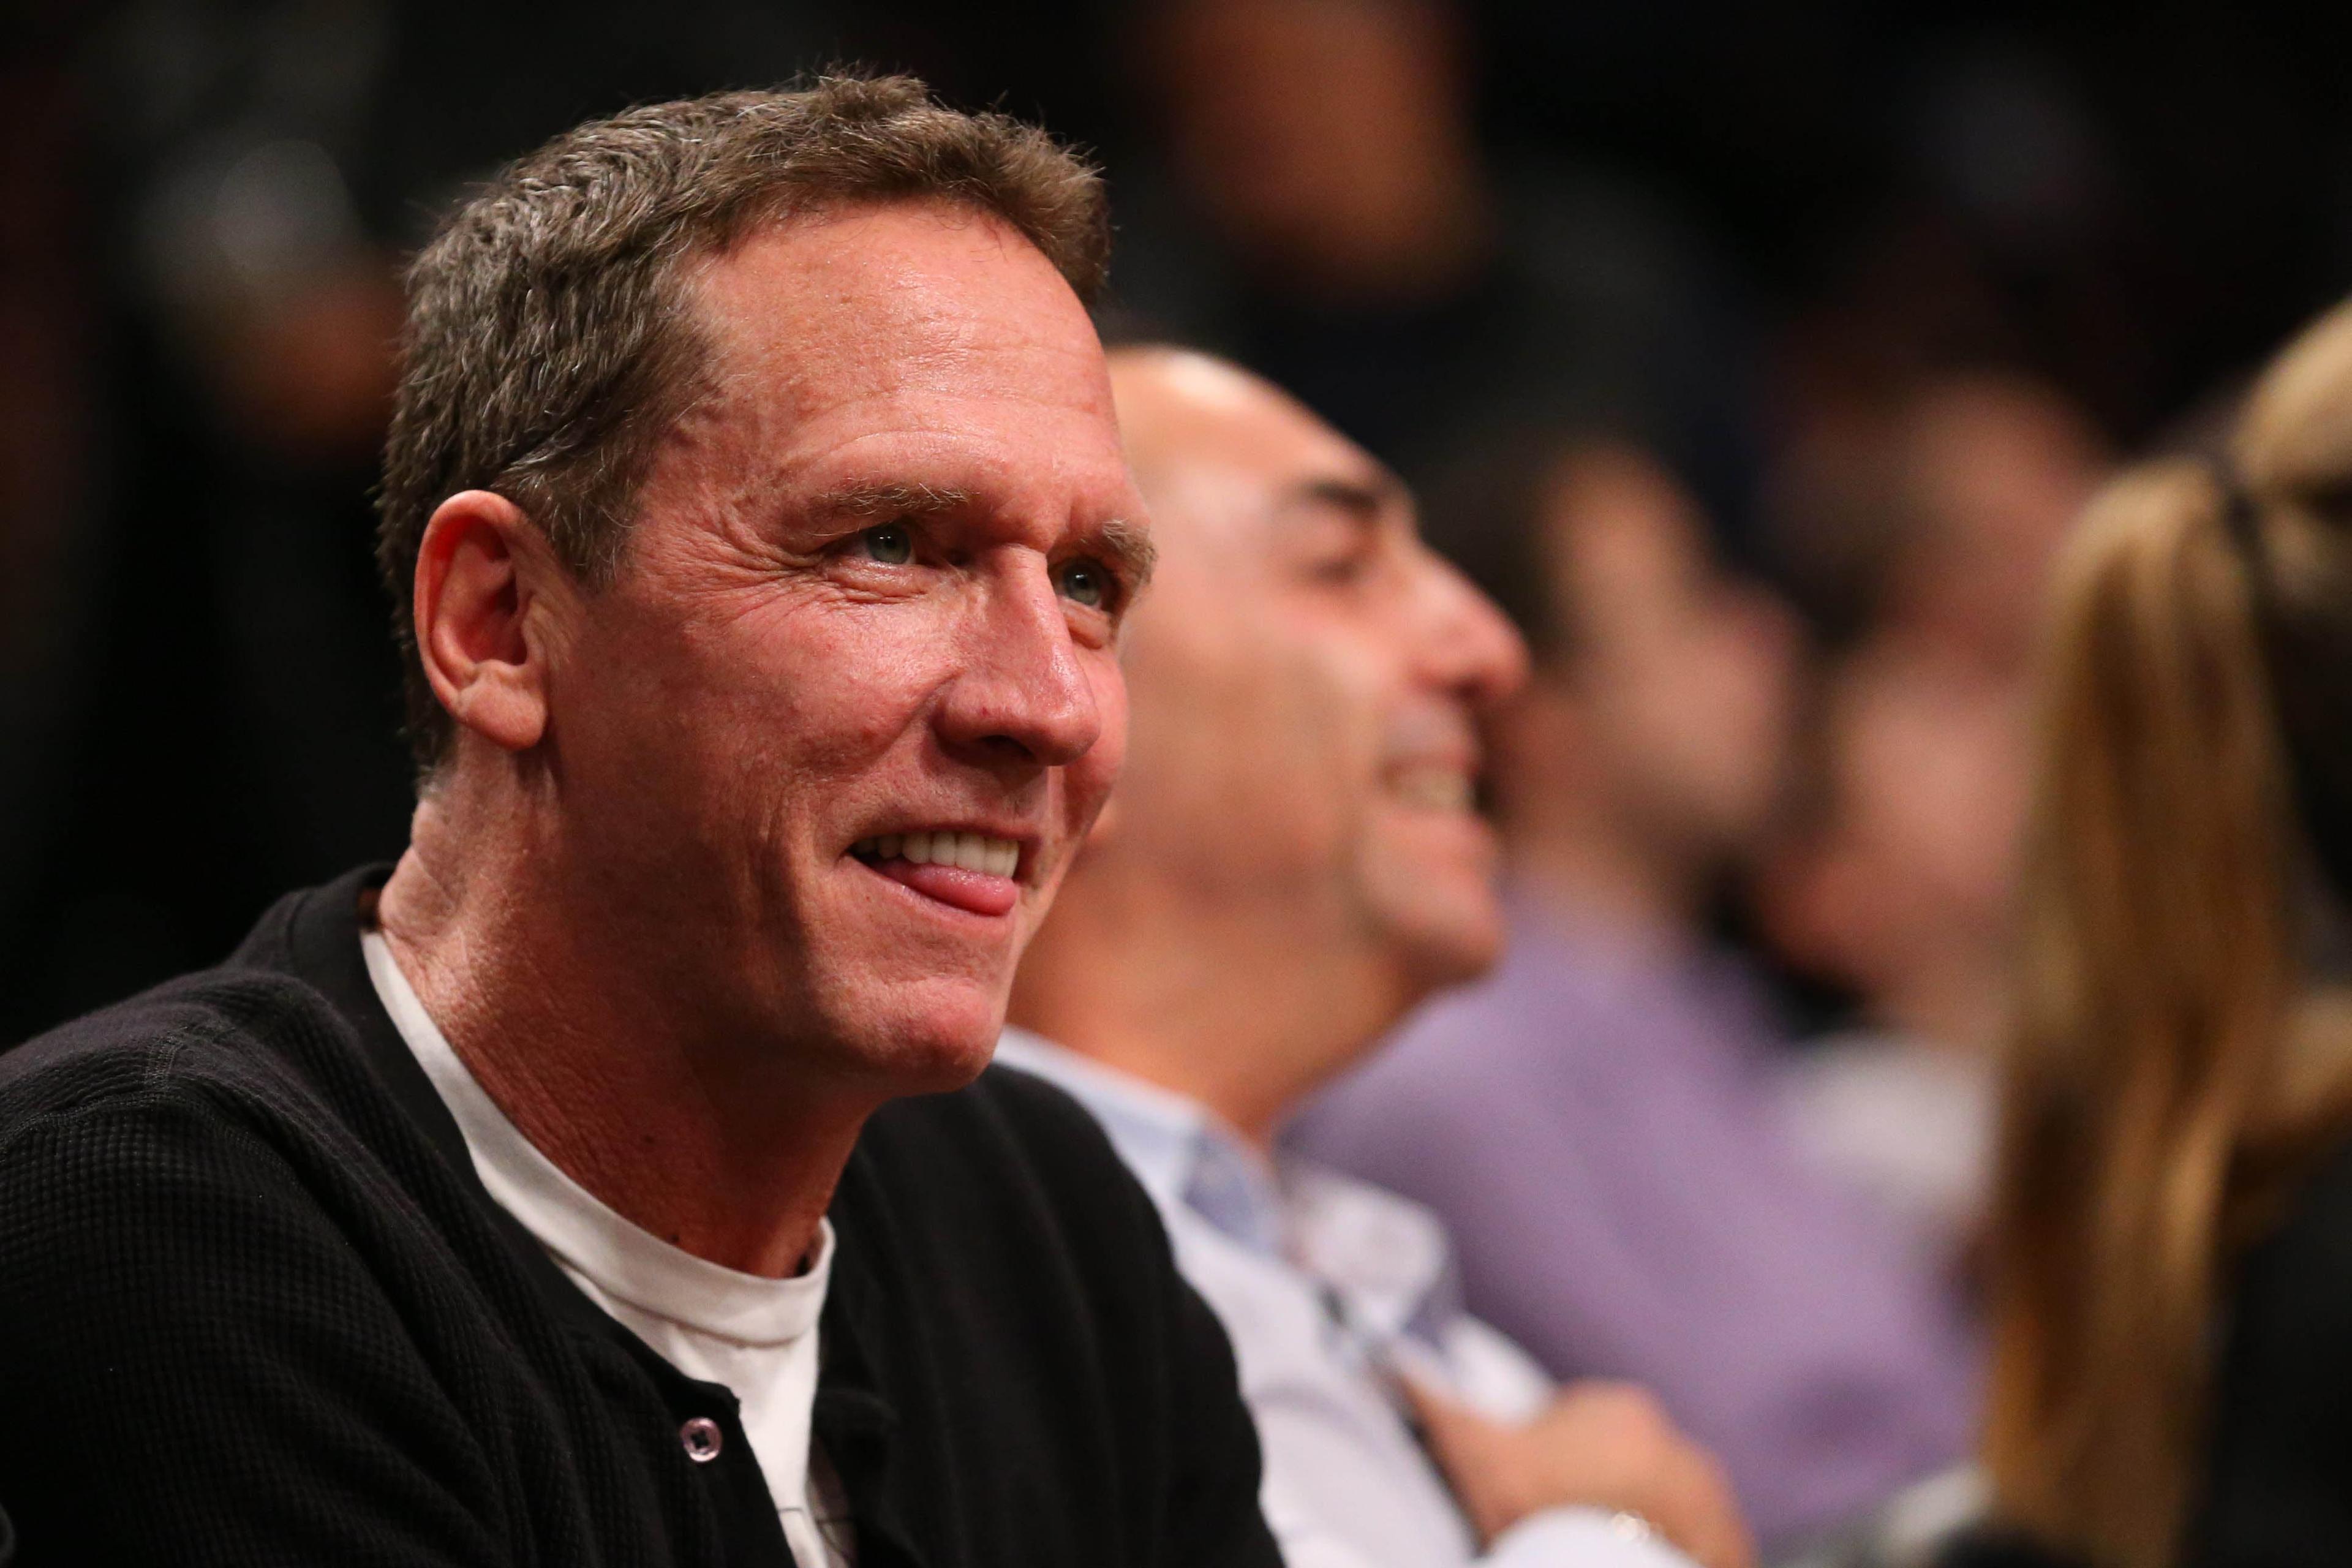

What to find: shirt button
left=680, top=1417, right=724, bottom=1463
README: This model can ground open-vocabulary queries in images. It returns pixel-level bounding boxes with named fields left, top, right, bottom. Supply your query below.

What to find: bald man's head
left=1109, top=345, right=1311, bottom=489
left=1011, top=350, right=1526, bottom=1123
left=1109, top=346, right=1411, bottom=571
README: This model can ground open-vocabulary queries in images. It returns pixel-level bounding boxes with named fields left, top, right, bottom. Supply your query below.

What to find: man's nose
left=1416, top=546, right=1531, bottom=710
left=933, top=567, right=1104, bottom=770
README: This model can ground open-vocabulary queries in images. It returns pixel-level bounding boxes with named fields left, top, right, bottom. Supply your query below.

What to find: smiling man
left=1002, top=349, right=1751, bottom=1568
left=0, top=80, right=1276, bottom=1567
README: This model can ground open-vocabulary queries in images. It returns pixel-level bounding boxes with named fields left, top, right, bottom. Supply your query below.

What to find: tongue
left=870, top=856, right=1020, bottom=918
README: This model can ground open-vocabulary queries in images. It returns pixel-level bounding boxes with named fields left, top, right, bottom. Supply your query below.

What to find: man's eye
left=858, top=524, right=914, bottom=565
left=1055, top=557, right=1111, bottom=609
left=1295, top=518, right=1381, bottom=586
left=1306, top=551, right=1372, bottom=586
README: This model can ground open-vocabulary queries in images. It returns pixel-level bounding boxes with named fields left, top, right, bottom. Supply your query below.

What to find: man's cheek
left=768, top=624, right=946, bottom=770
left=1076, top=675, right=1129, bottom=815
left=1095, top=658, right=1129, bottom=744
left=1063, top=741, right=1124, bottom=845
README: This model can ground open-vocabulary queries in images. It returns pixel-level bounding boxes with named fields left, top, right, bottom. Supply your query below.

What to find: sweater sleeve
left=978, top=1066, right=1283, bottom=1568
left=0, top=1081, right=508, bottom=1567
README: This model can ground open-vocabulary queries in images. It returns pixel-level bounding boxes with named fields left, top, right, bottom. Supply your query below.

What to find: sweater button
left=680, top=1417, right=724, bottom=1463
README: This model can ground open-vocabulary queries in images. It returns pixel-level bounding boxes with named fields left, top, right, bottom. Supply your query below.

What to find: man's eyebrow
left=814, top=479, right=1155, bottom=590
left=1087, top=514, right=1157, bottom=592
left=810, top=480, right=974, bottom=520
left=1284, top=472, right=1407, bottom=524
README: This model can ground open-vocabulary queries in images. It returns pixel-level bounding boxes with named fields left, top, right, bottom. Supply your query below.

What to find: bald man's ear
left=412, top=489, right=567, bottom=755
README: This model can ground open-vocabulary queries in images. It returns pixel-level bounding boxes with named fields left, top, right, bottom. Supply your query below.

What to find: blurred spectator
left=1109, top=0, right=1753, bottom=518
left=1764, top=373, right=2106, bottom=1273
left=1010, top=348, right=1748, bottom=1568
left=1765, top=371, right=2107, bottom=657
left=1870, top=374, right=2110, bottom=677
left=1763, top=650, right=2019, bottom=1272
left=1967, top=298, right=2352, bottom=1568
left=14, top=0, right=2352, bottom=1053
left=1292, top=430, right=1978, bottom=1550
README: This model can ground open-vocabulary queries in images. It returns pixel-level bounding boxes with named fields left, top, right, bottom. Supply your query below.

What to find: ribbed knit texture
left=0, top=869, right=1278, bottom=1568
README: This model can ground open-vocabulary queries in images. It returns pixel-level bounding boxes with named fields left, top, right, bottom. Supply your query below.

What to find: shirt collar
left=996, top=1031, right=1480, bottom=1357
left=993, top=1028, right=1288, bottom=1258
left=363, top=926, right=834, bottom=1346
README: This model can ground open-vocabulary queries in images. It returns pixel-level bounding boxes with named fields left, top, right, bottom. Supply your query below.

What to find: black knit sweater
left=0, top=868, right=1280, bottom=1568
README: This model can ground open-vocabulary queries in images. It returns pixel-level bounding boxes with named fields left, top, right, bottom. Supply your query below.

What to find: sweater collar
left=247, top=865, right=918, bottom=1558
left=247, top=865, right=627, bottom=1341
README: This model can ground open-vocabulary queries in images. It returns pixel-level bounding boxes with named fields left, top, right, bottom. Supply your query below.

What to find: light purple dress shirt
left=1286, top=899, right=1980, bottom=1550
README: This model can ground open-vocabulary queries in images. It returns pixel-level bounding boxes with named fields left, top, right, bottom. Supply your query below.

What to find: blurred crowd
left=11, top=0, right=2348, bottom=1031
left=7, top=1, right=2352, bottom=1561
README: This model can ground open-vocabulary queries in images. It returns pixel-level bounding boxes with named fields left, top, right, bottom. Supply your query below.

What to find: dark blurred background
left=6, top=0, right=2349, bottom=1045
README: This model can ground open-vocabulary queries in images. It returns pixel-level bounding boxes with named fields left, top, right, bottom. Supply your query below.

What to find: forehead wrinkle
left=812, top=480, right=974, bottom=519
left=807, top=471, right=1152, bottom=590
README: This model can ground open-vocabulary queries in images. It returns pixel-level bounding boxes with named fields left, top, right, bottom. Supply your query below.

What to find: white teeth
left=855, top=829, right=1022, bottom=878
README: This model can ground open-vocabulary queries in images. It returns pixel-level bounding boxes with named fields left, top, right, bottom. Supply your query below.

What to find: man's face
left=1108, top=352, right=1526, bottom=990
left=1548, top=447, right=1796, bottom=858
left=545, top=203, right=1144, bottom=1089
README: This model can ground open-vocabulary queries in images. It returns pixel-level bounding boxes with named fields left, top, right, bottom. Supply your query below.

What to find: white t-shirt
left=361, top=930, right=853, bottom=1567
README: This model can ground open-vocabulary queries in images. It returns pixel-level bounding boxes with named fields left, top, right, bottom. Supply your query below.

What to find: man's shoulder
left=840, top=1060, right=1187, bottom=1329
left=841, top=1069, right=1278, bottom=1565
left=1287, top=1014, right=1515, bottom=1168
left=1291, top=935, right=1644, bottom=1140
left=1, top=962, right=344, bottom=1128
left=856, top=1060, right=1148, bottom=1213
left=966, top=1054, right=1133, bottom=1147
left=0, top=872, right=391, bottom=1161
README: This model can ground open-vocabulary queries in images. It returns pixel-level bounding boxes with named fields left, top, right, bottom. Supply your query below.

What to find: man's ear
left=412, top=489, right=565, bottom=755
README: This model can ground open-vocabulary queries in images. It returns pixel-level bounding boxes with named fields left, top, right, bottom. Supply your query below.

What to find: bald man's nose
left=1417, top=548, right=1529, bottom=709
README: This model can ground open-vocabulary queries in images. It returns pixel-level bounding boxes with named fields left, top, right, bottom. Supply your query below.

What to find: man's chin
left=1366, top=828, right=1507, bottom=980
left=1369, top=872, right=1509, bottom=993
left=831, top=989, right=1008, bottom=1096
left=899, top=1029, right=1001, bottom=1095
left=1406, top=914, right=1507, bottom=992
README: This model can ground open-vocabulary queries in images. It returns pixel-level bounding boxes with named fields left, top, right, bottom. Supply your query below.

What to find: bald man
left=1001, top=348, right=1752, bottom=1568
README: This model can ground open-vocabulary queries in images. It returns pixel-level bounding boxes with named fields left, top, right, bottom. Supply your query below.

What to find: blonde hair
left=1985, top=298, right=2352, bottom=1568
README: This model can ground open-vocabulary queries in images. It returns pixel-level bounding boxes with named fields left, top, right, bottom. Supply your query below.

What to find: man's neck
left=375, top=813, right=868, bottom=1280
left=1011, top=889, right=1405, bottom=1153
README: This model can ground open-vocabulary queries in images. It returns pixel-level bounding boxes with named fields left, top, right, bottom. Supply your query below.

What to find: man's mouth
left=849, top=830, right=1025, bottom=918
left=1384, top=763, right=1477, bottom=814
